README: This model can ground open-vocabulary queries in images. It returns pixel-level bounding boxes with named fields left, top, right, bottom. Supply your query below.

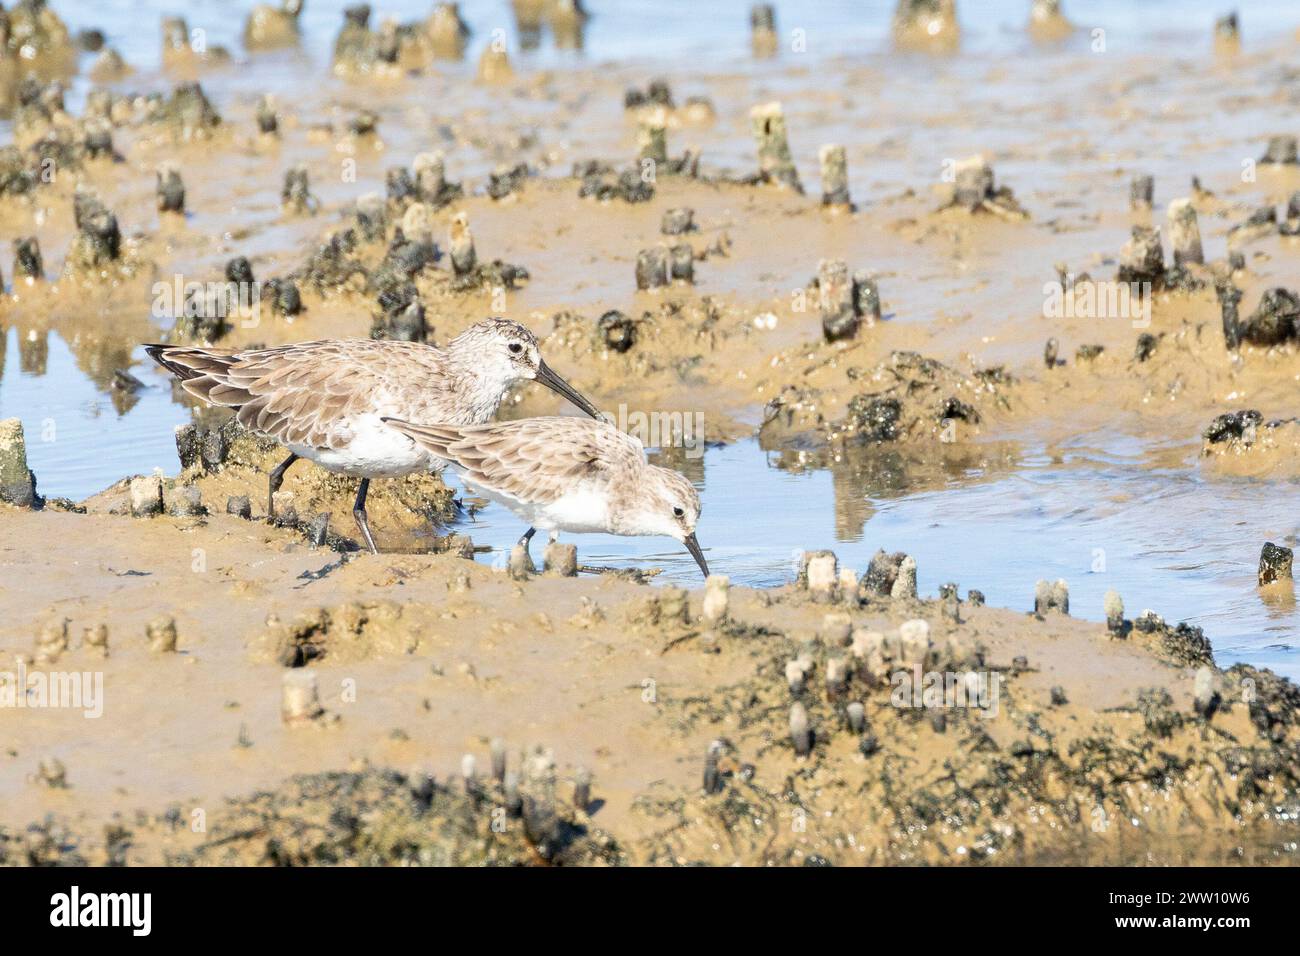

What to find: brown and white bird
left=381, top=416, right=710, bottom=577
left=146, top=319, right=600, bottom=552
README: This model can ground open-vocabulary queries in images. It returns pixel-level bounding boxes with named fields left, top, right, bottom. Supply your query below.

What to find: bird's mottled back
left=382, top=414, right=710, bottom=575
left=144, top=319, right=571, bottom=450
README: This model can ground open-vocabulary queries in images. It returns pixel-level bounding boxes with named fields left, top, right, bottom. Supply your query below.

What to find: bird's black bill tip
left=683, top=532, right=710, bottom=579
left=536, top=360, right=602, bottom=420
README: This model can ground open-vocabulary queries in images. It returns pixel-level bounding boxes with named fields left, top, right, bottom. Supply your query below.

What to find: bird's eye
left=673, top=507, right=684, bottom=518
left=508, top=343, right=523, bottom=355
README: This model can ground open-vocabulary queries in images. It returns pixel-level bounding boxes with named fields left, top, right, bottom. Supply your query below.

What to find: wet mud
left=2, top=0, right=1299, bottom=865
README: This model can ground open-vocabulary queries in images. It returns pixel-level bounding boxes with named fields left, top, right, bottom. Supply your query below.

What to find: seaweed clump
left=184, top=767, right=621, bottom=866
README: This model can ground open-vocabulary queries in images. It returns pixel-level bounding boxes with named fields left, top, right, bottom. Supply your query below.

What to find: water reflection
left=759, top=432, right=1026, bottom=542
left=17, top=326, right=48, bottom=375
left=0, top=326, right=191, bottom=500
left=511, top=0, right=587, bottom=53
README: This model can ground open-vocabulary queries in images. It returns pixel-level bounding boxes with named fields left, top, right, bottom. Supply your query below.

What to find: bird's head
left=615, top=465, right=709, bottom=577
left=449, top=318, right=600, bottom=419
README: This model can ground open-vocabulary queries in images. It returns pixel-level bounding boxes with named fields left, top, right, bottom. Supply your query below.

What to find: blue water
left=54, top=0, right=1300, bottom=73
left=0, top=330, right=192, bottom=498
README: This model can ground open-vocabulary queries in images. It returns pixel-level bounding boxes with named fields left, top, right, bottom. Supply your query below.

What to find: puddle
left=0, top=328, right=190, bottom=498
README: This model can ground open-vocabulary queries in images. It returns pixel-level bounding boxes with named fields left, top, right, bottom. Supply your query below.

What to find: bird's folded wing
left=147, top=341, right=390, bottom=450
left=383, top=417, right=637, bottom=505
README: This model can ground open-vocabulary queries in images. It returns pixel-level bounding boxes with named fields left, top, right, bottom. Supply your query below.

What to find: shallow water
left=52, top=0, right=1300, bottom=76
left=0, top=330, right=191, bottom=496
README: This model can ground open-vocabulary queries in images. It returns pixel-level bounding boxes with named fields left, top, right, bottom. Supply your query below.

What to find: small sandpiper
left=381, top=416, right=711, bottom=577
left=146, top=319, right=600, bottom=552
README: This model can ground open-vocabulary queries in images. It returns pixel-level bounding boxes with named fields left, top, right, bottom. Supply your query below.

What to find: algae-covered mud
left=1, top=0, right=1300, bottom=874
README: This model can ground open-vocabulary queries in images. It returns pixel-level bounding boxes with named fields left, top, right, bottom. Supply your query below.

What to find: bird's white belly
left=289, top=414, right=440, bottom=479
left=466, top=479, right=612, bottom=534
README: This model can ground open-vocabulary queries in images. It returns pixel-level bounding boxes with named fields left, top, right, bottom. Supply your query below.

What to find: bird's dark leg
left=352, top=478, right=379, bottom=554
left=267, top=452, right=299, bottom=520
left=518, top=527, right=537, bottom=548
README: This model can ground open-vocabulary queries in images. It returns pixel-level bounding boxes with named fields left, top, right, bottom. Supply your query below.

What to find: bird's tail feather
left=146, top=344, right=262, bottom=410
left=144, top=343, right=241, bottom=381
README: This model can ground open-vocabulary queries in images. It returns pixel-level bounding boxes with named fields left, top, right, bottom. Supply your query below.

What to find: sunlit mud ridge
left=1202, top=408, right=1300, bottom=478
left=759, top=348, right=1011, bottom=450
left=745, top=275, right=1300, bottom=485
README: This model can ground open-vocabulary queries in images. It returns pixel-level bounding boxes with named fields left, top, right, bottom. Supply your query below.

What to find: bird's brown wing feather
left=146, top=341, right=411, bottom=450
left=382, top=417, right=640, bottom=504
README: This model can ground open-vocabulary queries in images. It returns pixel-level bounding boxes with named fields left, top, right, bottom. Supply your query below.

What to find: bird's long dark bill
left=683, top=532, right=710, bottom=579
left=536, top=360, right=602, bottom=419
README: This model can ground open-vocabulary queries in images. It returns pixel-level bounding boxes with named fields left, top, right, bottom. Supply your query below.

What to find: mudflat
left=1, top=0, right=1298, bottom=865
